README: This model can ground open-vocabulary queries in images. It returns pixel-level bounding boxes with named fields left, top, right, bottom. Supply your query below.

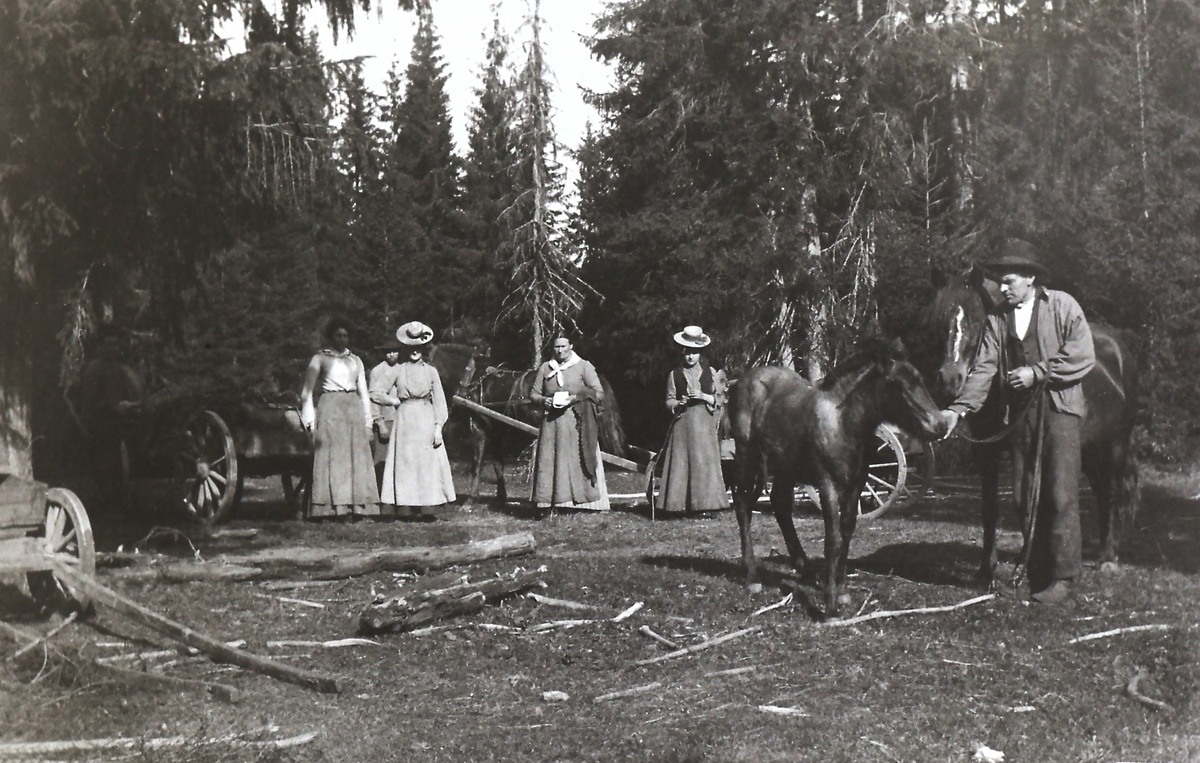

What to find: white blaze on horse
left=726, top=339, right=948, bottom=620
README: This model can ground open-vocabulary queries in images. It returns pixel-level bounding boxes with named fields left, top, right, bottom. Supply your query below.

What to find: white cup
left=552, top=390, right=571, bottom=408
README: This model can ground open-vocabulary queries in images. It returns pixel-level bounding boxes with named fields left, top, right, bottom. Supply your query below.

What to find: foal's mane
left=819, top=339, right=901, bottom=402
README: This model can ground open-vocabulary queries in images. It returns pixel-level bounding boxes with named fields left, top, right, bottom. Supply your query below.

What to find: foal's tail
left=1116, top=446, right=1140, bottom=536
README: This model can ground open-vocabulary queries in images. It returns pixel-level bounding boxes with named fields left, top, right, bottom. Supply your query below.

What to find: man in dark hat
left=941, top=239, right=1096, bottom=604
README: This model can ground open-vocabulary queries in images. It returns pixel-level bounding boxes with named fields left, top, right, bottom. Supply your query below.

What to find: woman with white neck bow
left=655, top=326, right=729, bottom=514
left=529, top=334, right=608, bottom=511
left=300, top=317, right=380, bottom=520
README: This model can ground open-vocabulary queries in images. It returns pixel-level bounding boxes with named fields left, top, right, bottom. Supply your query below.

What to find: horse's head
left=825, top=338, right=948, bottom=440
left=927, top=266, right=995, bottom=405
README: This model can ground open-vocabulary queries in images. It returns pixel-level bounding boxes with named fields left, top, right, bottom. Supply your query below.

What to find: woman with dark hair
left=370, top=321, right=456, bottom=518
left=529, top=333, right=608, bottom=511
left=655, top=326, right=729, bottom=514
left=299, top=317, right=380, bottom=519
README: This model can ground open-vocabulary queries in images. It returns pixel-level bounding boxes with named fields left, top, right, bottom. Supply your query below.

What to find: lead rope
left=1011, top=386, right=1048, bottom=596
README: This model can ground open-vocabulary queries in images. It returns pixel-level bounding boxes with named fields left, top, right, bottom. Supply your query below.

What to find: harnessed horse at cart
left=437, top=358, right=628, bottom=506
left=928, top=267, right=1139, bottom=584
left=726, top=339, right=948, bottom=619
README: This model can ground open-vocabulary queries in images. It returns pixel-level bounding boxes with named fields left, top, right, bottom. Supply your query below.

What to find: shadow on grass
left=1115, top=482, right=1200, bottom=575
left=852, top=540, right=995, bottom=587
left=638, top=553, right=828, bottom=620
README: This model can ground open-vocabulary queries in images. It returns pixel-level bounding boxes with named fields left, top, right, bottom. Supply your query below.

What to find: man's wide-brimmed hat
left=396, top=321, right=435, bottom=346
left=673, top=325, right=711, bottom=349
left=982, top=239, right=1049, bottom=278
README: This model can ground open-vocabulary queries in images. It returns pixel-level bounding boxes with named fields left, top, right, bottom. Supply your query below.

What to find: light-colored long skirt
left=655, top=404, right=729, bottom=513
left=532, top=408, right=609, bottom=511
left=310, top=391, right=379, bottom=517
left=380, top=399, right=456, bottom=507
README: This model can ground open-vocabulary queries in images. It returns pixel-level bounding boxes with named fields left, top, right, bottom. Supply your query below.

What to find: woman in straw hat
left=300, top=317, right=380, bottom=520
left=529, top=333, right=609, bottom=511
left=655, top=326, right=729, bottom=514
left=370, top=322, right=456, bottom=518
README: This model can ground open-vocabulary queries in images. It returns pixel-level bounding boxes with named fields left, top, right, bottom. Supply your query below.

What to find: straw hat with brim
left=397, top=321, right=435, bottom=346
left=376, top=336, right=406, bottom=351
left=982, top=239, right=1049, bottom=278
left=673, top=325, right=711, bottom=349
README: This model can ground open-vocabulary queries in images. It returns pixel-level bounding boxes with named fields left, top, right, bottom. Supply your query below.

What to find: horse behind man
left=726, top=338, right=948, bottom=619
left=460, top=365, right=628, bottom=505
left=928, top=267, right=1139, bottom=581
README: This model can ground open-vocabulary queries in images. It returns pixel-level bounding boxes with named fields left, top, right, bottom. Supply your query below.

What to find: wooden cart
left=0, top=473, right=95, bottom=610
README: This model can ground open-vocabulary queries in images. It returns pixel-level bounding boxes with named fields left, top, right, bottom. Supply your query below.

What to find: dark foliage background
left=4, top=0, right=1200, bottom=481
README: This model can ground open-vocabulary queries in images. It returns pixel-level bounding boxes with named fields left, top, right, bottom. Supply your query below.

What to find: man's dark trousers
left=1011, top=407, right=1083, bottom=591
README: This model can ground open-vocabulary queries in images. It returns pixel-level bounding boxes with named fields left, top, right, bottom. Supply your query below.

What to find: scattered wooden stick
left=635, top=626, right=761, bottom=666
left=611, top=602, right=644, bottom=622
left=1067, top=624, right=1173, bottom=645
left=529, top=619, right=596, bottom=633
left=0, top=729, right=318, bottom=755
left=89, top=660, right=241, bottom=703
left=1127, top=668, right=1174, bottom=714
left=252, top=593, right=326, bottom=609
left=705, top=665, right=757, bottom=677
left=52, top=562, right=339, bottom=694
left=823, top=594, right=996, bottom=627
left=261, top=580, right=339, bottom=591
left=94, top=640, right=246, bottom=666
left=594, top=681, right=662, bottom=703
left=638, top=625, right=679, bottom=650
left=527, top=593, right=592, bottom=611
left=757, top=705, right=808, bottom=716
left=751, top=593, right=793, bottom=617
left=11, top=612, right=78, bottom=660
left=266, top=638, right=379, bottom=649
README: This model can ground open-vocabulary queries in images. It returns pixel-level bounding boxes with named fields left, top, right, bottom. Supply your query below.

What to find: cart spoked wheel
left=178, top=410, right=238, bottom=524
left=281, top=471, right=311, bottom=520
left=28, top=488, right=96, bottom=613
left=857, top=423, right=909, bottom=520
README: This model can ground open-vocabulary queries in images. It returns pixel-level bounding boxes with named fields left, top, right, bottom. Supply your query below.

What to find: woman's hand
left=432, top=425, right=444, bottom=449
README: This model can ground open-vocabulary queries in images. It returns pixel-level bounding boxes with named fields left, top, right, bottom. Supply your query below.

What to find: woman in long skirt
left=371, top=322, right=456, bottom=518
left=655, top=325, right=729, bottom=514
left=300, top=318, right=380, bottom=519
left=530, top=335, right=608, bottom=511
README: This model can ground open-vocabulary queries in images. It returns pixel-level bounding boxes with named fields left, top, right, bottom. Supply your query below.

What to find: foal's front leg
left=733, top=455, right=764, bottom=593
left=818, top=481, right=844, bottom=619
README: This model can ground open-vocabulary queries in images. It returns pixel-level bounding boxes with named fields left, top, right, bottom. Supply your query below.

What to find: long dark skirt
left=311, top=391, right=379, bottom=518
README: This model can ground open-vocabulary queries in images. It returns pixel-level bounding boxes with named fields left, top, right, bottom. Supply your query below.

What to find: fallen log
left=90, top=661, right=241, bottom=704
left=112, top=532, right=537, bottom=583
left=52, top=563, right=339, bottom=694
left=360, top=569, right=545, bottom=635
left=0, top=729, right=318, bottom=755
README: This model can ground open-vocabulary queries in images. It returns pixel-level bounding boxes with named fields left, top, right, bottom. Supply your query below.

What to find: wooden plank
left=51, top=563, right=340, bottom=694
left=452, top=395, right=643, bottom=473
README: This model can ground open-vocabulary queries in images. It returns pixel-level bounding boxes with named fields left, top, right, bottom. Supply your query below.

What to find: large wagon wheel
left=856, top=423, right=912, bottom=520
left=28, top=488, right=96, bottom=612
left=178, top=410, right=238, bottom=524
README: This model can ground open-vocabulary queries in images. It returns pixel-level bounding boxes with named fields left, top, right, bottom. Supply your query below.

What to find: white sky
left=230, top=0, right=615, bottom=187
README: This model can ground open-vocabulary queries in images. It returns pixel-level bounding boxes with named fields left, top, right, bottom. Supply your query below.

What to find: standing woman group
left=300, top=318, right=454, bottom=521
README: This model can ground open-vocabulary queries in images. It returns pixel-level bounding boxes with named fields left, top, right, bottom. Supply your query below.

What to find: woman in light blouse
left=300, top=317, right=380, bottom=520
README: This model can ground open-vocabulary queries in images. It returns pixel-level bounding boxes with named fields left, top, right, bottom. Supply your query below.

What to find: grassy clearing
left=1, top=466, right=1197, bottom=762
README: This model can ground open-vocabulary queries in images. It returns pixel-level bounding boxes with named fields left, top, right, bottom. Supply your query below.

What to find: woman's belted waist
left=397, top=395, right=433, bottom=404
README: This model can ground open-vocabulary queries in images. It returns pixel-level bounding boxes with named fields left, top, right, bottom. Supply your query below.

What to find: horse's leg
left=836, top=480, right=860, bottom=588
left=492, top=427, right=508, bottom=505
left=466, top=417, right=486, bottom=506
left=817, top=480, right=843, bottom=619
left=976, top=443, right=1001, bottom=584
left=770, top=478, right=808, bottom=576
left=733, top=453, right=763, bottom=592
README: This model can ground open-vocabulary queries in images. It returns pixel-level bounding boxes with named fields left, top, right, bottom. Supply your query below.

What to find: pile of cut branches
left=358, top=567, right=547, bottom=635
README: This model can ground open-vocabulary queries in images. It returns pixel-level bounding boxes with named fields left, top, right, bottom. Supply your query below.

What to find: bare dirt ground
left=0, top=463, right=1197, bottom=762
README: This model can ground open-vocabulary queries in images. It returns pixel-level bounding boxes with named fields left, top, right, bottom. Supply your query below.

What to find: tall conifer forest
left=3, top=0, right=1200, bottom=476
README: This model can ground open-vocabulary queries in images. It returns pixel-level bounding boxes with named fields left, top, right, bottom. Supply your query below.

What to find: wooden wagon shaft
left=451, top=395, right=643, bottom=472
left=51, top=563, right=339, bottom=693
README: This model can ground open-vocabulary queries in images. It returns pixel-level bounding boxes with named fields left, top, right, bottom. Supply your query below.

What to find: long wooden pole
left=452, top=395, right=642, bottom=472
left=51, top=563, right=339, bottom=693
